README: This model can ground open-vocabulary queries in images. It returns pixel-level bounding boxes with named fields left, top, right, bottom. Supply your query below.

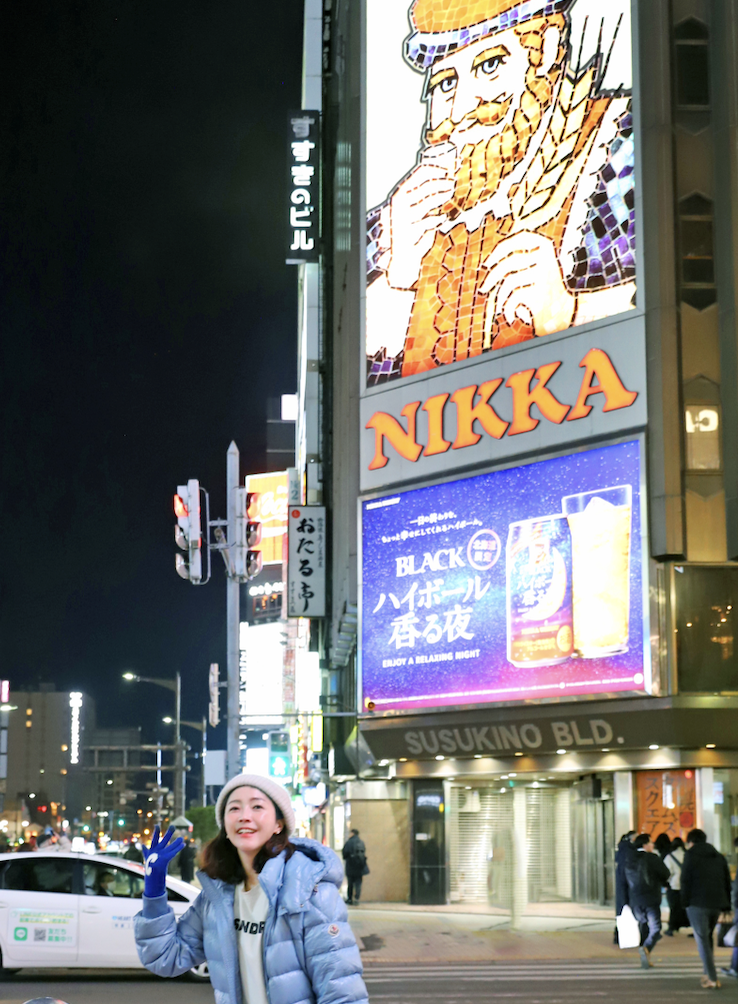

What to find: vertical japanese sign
left=636, top=770, right=697, bottom=840
left=288, top=506, right=326, bottom=617
left=286, top=111, right=320, bottom=264
left=361, top=440, right=647, bottom=711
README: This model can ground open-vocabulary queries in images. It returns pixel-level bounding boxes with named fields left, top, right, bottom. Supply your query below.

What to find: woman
left=664, top=836, right=686, bottom=935
left=134, top=772, right=368, bottom=1004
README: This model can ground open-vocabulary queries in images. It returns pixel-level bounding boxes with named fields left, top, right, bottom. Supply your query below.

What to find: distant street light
left=123, top=672, right=184, bottom=817
left=163, top=715, right=207, bottom=807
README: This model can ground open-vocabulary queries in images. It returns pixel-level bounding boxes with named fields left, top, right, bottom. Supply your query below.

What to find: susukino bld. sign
left=361, top=439, right=648, bottom=711
left=365, top=0, right=634, bottom=384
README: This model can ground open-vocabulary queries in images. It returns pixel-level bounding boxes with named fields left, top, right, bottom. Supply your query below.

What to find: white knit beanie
left=215, top=773, right=296, bottom=835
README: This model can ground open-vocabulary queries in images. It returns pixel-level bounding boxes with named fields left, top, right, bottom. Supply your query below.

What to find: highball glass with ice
left=562, top=485, right=632, bottom=657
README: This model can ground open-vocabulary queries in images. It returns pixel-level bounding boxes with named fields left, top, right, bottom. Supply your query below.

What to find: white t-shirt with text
left=234, top=881, right=269, bottom=1004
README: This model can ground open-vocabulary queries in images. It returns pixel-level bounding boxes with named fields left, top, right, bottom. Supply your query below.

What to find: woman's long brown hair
left=199, top=817, right=295, bottom=884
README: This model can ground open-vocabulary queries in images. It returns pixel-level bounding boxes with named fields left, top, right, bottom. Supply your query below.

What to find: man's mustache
left=425, top=95, right=514, bottom=146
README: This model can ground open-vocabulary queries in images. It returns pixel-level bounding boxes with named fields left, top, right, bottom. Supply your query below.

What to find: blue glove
left=143, top=825, right=185, bottom=898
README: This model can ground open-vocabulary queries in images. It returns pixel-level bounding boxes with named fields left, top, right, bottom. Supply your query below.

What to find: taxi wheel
left=0, top=948, right=20, bottom=980
left=188, top=962, right=210, bottom=982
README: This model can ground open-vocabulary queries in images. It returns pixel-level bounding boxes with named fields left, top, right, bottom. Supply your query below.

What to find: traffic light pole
left=226, top=442, right=241, bottom=780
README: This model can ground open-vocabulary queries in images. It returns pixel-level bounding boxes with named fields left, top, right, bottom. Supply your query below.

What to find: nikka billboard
left=361, top=313, right=647, bottom=491
left=361, top=0, right=645, bottom=492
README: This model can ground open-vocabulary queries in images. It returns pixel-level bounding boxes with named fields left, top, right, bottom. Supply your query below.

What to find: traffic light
left=268, top=732, right=291, bottom=781
left=233, top=489, right=263, bottom=581
left=174, top=480, right=202, bottom=584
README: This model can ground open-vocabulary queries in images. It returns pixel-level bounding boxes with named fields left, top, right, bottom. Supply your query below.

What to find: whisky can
left=506, top=515, right=574, bottom=667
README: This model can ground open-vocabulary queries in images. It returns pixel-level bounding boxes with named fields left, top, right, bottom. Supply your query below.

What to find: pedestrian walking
left=614, top=830, right=637, bottom=944
left=719, top=837, right=738, bottom=981
left=623, top=832, right=670, bottom=968
left=342, top=829, right=368, bottom=906
left=134, top=772, right=368, bottom=1004
left=681, top=827, right=732, bottom=990
left=178, top=837, right=197, bottom=883
left=664, top=836, right=687, bottom=935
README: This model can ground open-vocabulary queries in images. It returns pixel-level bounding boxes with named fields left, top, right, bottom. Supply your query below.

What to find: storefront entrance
left=446, top=777, right=614, bottom=909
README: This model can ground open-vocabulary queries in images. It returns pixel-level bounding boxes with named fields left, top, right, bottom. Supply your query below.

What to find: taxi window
left=83, top=862, right=145, bottom=898
left=2, top=858, right=74, bottom=893
left=80, top=862, right=188, bottom=901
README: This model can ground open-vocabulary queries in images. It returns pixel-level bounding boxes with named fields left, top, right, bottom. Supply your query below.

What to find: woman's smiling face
left=224, top=786, right=281, bottom=857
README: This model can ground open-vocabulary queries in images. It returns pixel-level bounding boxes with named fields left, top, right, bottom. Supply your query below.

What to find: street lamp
left=123, top=672, right=185, bottom=818
left=163, top=716, right=207, bottom=807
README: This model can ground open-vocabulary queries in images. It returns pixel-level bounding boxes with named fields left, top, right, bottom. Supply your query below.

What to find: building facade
left=289, top=0, right=738, bottom=910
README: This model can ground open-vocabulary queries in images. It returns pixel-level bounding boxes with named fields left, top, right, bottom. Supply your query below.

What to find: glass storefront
left=445, top=777, right=615, bottom=910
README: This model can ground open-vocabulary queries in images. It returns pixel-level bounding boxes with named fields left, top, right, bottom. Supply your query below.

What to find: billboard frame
left=357, top=431, right=652, bottom=718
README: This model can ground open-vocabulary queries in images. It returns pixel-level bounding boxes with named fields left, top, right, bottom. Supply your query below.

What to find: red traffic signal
left=174, top=494, right=188, bottom=520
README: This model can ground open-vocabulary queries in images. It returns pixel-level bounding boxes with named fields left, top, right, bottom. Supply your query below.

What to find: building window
left=675, top=565, right=738, bottom=693
left=679, top=193, right=716, bottom=309
left=674, top=18, right=710, bottom=110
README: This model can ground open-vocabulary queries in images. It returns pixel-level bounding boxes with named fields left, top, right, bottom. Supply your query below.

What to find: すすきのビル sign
left=287, top=111, right=320, bottom=264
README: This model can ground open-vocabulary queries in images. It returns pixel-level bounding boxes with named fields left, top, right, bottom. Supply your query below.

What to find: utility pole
left=226, top=441, right=241, bottom=780
left=174, top=671, right=186, bottom=818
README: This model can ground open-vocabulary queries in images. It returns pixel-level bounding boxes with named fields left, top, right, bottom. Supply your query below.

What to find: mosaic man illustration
left=366, top=0, right=635, bottom=384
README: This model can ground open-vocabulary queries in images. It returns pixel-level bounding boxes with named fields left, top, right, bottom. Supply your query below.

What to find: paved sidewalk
left=347, top=903, right=736, bottom=967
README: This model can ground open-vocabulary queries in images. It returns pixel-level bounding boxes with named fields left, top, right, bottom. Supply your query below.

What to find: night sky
left=1, top=3, right=304, bottom=750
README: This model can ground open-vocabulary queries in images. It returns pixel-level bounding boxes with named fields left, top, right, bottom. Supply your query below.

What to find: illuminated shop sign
left=69, top=692, right=83, bottom=765
left=361, top=439, right=647, bottom=711
left=246, top=472, right=289, bottom=565
left=360, top=317, right=646, bottom=490
left=286, top=111, right=320, bottom=264
left=365, top=0, right=635, bottom=386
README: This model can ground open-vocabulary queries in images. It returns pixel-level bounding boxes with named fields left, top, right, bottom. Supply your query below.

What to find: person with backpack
left=134, top=772, right=368, bottom=1004
left=681, top=827, right=732, bottom=989
left=342, top=829, right=368, bottom=906
left=664, top=836, right=687, bottom=935
left=623, top=832, right=670, bottom=968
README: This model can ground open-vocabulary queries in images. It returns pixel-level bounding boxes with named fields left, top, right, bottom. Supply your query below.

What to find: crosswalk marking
left=363, top=961, right=711, bottom=982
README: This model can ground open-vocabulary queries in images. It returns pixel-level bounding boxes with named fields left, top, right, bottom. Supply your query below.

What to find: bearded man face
left=424, top=16, right=566, bottom=217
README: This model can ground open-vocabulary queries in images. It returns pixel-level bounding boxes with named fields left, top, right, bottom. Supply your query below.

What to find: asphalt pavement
left=4, top=961, right=738, bottom=1003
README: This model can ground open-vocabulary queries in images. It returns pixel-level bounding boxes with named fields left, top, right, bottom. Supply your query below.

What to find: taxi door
left=78, top=860, right=146, bottom=967
left=77, top=860, right=193, bottom=967
left=0, top=856, right=79, bottom=966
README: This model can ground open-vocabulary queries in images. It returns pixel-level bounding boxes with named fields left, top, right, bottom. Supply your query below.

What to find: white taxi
left=0, top=851, right=207, bottom=980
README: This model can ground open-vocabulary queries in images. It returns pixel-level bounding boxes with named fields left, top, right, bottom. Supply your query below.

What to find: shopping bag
left=616, top=905, right=641, bottom=949
left=717, top=916, right=735, bottom=947
left=723, top=923, right=738, bottom=949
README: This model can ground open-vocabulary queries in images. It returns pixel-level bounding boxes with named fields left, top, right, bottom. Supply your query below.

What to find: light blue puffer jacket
left=134, top=837, right=368, bottom=1004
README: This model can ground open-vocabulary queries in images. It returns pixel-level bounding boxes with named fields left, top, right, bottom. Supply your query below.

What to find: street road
left=4, top=961, right=738, bottom=1003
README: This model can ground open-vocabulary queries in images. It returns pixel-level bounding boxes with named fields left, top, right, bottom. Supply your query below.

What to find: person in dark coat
left=654, top=832, right=672, bottom=858
left=614, top=831, right=637, bottom=944
left=623, top=832, right=670, bottom=968
left=681, top=828, right=732, bottom=989
left=178, top=838, right=197, bottom=883
left=720, top=840, right=738, bottom=980
left=342, top=829, right=367, bottom=906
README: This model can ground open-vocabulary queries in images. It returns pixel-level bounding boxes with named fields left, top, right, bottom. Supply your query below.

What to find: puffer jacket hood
left=134, top=838, right=368, bottom=1004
